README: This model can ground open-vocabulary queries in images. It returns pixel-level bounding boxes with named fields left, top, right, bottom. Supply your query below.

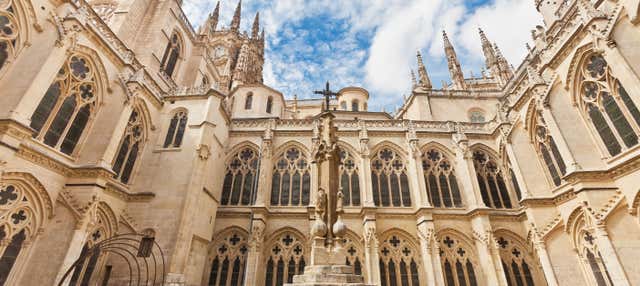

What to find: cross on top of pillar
left=314, top=81, right=339, bottom=112
left=512, top=248, right=521, bottom=258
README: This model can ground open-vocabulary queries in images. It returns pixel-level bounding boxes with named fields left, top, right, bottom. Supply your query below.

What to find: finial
left=416, top=51, right=432, bottom=89
left=230, top=0, right=242, bottom=33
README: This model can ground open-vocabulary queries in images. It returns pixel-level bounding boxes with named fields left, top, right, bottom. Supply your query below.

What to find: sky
left=182, top=0, right=542, bottom=111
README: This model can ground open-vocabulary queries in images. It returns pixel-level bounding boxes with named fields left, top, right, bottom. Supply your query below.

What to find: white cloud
left=183, top=0, right=542, bottom=111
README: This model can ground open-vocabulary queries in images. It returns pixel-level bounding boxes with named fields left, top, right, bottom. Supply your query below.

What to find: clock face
left=212, top=45, right=227, bottom=58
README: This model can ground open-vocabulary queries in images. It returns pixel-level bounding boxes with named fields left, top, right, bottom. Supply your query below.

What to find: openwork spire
left=442, top=30, right=466, bottom=90
left=410, top=69, right=417, bottom=88
left=479, top=28, right=511, bottom=86
left=416, top=51, right=432, bottom=89
left=230, top=0, right=242, bottom=33
left=252, top=12, right=260, bottom=38
left=201, top=1, right=220, bottom=35
left=494, top=42, right=514, bottom=81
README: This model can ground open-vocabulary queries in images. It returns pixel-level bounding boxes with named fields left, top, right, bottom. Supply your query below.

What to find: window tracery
left=533, top=112, right=566, bottom=186
left=339, top=149, right=360, bottom=206
left=221, top=147, right=259, bottom=206
left=371, top=148, right=411, bottom=207
left=207, top=231, right=249, bottom=286
left=264, top=233, right=306, bottom=286
left=271, top=147, right=310, bottom=207
left=495, top=235, right=542, bottom=286
left=342, top=236, right=365, bottom=278
left=469, top=110, right=486, bottom=123
left=30, top=54, right=98, bottom=156
left=572, top=218, right=614, bottom=286
left=438, top=234, right=479, bottom=286
left=68, top=212, right=112, bottom=286
left=163, top=111, right=188, bottom=148
left=113, top=109, right=145, bottom=184
left=0, top=183, right=35, bottom=285
left=160, top=32, right=181, bottom=77
left=422, top=149, right=462, bottom=208
left=0, top=0, right=19, bottom=73
left=472, top=150, right=514, bottom=209
left=378, top=233, right=421, bottom=286
left=578, top=53, right=640, bottom=156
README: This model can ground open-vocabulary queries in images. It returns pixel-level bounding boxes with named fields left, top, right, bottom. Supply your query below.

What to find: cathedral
left=1, top=0, right=640, bottom=285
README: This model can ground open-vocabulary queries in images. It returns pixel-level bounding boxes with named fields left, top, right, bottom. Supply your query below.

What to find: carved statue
left=316, top=188, right=327, bottom=221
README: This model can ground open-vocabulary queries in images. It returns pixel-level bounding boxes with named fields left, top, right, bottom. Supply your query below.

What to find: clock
left=212, top=45, right=227, bottom=58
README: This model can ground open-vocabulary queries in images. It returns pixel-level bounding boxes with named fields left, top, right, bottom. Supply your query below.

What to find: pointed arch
left=160, top=30, right=184, bottom=78
left=225, top=141, right=261, bottom=161
left=493, top=229, right=545, bottom=286
left=206, top=227, right=250, bottom=286
left=263, top=228, right=308, bottom=286
left=470, top=144, right=517, bottom=209
left=420, top=143, right=463, bottom=208
left=273, top=141, right=310, bottom=159
left=112, top=102, right=149, bottom=184
left=337, top=141, right=361, bottom=206
left=220, top=145, right=260, bottom=206
left=0, top=0, right=38, bottom=77
left=342, top=230, right=366, bottom=278
left=163, top=107, right=189, bottom=148
left=436, top=229, right=482, bottom=286
left=370, top=141, right=408, bottom=158
left=370, top=142, right=412, bottom=207
left=378, top=229, right=422, bottom=286
left=271, top=143, right=311, bottom=207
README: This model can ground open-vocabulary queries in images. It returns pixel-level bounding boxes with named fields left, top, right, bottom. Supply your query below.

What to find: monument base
left=285, top=265, right=372, bottom=286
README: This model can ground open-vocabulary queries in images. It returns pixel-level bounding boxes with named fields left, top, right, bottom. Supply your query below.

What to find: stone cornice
left=104, top=181, right=155, bottom=202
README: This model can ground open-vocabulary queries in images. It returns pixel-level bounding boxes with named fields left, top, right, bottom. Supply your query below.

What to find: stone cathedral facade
left=1, top=0, right=640, bottom=285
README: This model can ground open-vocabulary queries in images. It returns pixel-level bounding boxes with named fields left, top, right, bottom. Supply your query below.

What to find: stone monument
left=286, top=83, right=370, bottom=286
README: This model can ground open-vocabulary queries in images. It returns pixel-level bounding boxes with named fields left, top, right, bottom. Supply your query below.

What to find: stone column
left=540, top=106, right=581, bottom=173
left=530, top=227, right=559, bottom=286
left=452, top=129, right=486, bottom=208
left=406, top=125, right=430, bottom=207
left=432, top=242, right=445, bottom=286
left=593, top=225, right=631, bottom=286
left=358, top=121, right=374, bottom=207
left=255, top=136, right=273, bottom=207
left=416, top=215, right=438, bottom=285
left=503, top=143, right=531, bottom=199
left=362, top=215, right=380, bottom=284
left=470, top=216, right=505, bottom=286
left=244, top=218, right=265, bottom=286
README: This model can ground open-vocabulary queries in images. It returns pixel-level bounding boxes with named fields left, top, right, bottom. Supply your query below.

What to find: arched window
left=438, top=235, right=479, bottom=286
left=352, top=100, right=359, bottom=112
left=244, top=93, right=253, bottom=110
left=266, top=96, right=273, bottom=114
left=163, top=111, right=188, bottom=148
left=378, top=233, right=421, bottom=286
left=202, top=75, right=210, bottom=87
left=343, top=236, right=365, bottom=278
left=534, top=112, right=566, bottom=186
left=207, top=231, right=249, bottom=286
left=160, top=32, right=181, bottom=77
left=221, top=147, right=259, bottom=206
left=371, top=148, right=411, bottom=207
left=30, top=54, right=98, bottom=155
left=422, top=149, right=462, bottom=208
left=340, top=101, right=347, bottom=110
left=264, top=233, right=306, bottom=285
left=271, top=147, right=310, bottom=206
left=0, top=180, right=50, bottom=286
left=113, top=109, right=145, bottom=184
left=578, top=53, right=640, bottom=156
left=472, top=150, right=514, bottom=209
left=0, top=1, right=19, bottom=72
left=571, top=216, right=614, bottom=286
left=495, top=235, right=544, bottom=286
left=469, top=109, right=486, bottom=123
left=339, top=149, right=360, bottom=206
left=68, top=228, right=106, bottom=286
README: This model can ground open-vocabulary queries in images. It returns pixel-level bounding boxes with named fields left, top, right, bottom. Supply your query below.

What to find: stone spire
left=200, top=1, right=220, bottom=35
left=410, top=69, right=417, bottom=88
left=252, top=12, right=260, bottom=38
left=443, top=30, right=466, bottom=90
left=479, top=28, right=511, bottom=86
left=232, top=40, right=251, bottom=87
left=416, top=51, right=432, bottom=89
left=494, top=42, right=514, bottom=81
left=230, top=0, right=242, bottom=33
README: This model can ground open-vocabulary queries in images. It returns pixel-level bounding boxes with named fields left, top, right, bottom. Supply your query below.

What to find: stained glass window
left=207, top=231, right=249, bottom=286
left=472, top=150, right=514, bottom=209
left=422, top=149, right=463, bottom=208
left=579, top=54, right=640, bottom=156
left=264, top=233, right=306, bottom=286
left=271, top=147, right=310, bottom=206
left=163, top=111, right=188, bottom=148
left=378, top=234, right=421, bottom=286
left=221, top=148, right=259, bottom=206
left=496, top=236, right=541, bottom=286
left=371, top=148, right=411, bottom=207
left=439, top=235, right=478, bottom=286
left=113, top=110, right=145, bottom=184
left=534, top=113, right=566, bottom=186
left=339, top=150, right=361, bottom=206
left=30, top=55, right=98, bottom=155
left=0, top=1, right=19, bottom=72
left=161, top=33, right=181, bottom=77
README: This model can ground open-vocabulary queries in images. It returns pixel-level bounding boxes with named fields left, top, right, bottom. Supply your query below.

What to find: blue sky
left=183, top=0, right=542, bottom=111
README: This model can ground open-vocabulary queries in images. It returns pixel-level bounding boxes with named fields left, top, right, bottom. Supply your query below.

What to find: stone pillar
left=530, top=228, right=559, bottom=286
left=54, top=220, right=91, bottom=285
left=358, top=121, right=374, bottom=207
left=503, top=143, right=531, bottom=199
left=470, top=216, right=505, bottom=286
left=540, top=106, right=581, bottom=173
left=406, top=129, right=430, bottom=207
left=244, top=218, right=265, bottom=286
left=416, top=215, right=438, bottom=285
left=452, top=129, right=486, bottom=208
left=593, top=225, right=631, bottom=286
left=99, top=103, right=134, bottom=169
left=432, top=241, right=445, bottom=286
left=362, top=216, right=380, bottom=284
left=255, top=136, right=273, bottom=207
